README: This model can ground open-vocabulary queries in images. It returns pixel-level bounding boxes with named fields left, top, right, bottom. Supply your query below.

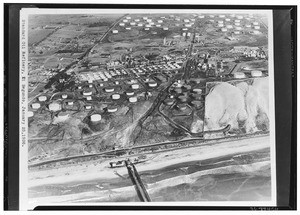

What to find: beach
left=28, top=135, right=272, bottom=208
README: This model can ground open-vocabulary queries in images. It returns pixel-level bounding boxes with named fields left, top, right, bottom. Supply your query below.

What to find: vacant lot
left=28, top=29, right=55, bottom=46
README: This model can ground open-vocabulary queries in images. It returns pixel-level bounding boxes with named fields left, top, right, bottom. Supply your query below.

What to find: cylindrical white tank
left=251, top=70, right=263, bottom=77
left=193, top=88, right=202, bottom=94
left=126, top=91, right=134, bottom=96
left=38, top=96, right=47, bottom=102
left=31, top=103, right=40, bottom=109
left=131, top=84, right=139, bottom=89
left=107, top=106, right=118, bottom=113
left=49, top=103, right=61, bottom=111
left=62, top=94, right=68, bottom=99
left=86, top=96, right=92, bottom=101
left=112, top=94, right=120, bottom=100
left=90, top=114, right=101, bottom=122
left=148, top=82, right=157, bottom=87
left=83, top=91, right=92, bottom=96
left=234, top=72, right=246, bottom=79
left=85, top=105, right=92, bottom=110
left=105, top=87, right=114, bottom=93
left=129, top=97, right=138, bottom=103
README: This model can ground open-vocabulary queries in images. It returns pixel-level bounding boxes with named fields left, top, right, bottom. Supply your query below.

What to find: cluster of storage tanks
left=113, top=13, right=262, bottom=37
left=29, top=93, right=75, bottom=117
left=202, top=13, right=262, bottom=35
left=78, top=77, right=159, bottom=111
left=233, top=70, right=264, bottom=79
left=164, top=83, right=204, bottom=112
left=113, top=15, right=169, bottom=32
left=30, top=76, right=160, bottom=116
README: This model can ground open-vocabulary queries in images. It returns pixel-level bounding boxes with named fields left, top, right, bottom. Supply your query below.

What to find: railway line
left=28, top=131, right=269, bottom=169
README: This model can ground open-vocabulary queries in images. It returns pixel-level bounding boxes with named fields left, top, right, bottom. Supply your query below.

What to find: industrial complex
left=24, top=10, right=275, bottom=205
left=27, top=12, right=269, bottom=165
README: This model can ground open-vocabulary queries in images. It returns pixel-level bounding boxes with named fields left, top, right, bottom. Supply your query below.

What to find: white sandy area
left=28, top=135, right=270, bottom=188
left=28, top=160, right=270, bottom=205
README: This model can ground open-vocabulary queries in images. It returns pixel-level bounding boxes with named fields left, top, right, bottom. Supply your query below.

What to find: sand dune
left=204, top=78, right=269, bottom=133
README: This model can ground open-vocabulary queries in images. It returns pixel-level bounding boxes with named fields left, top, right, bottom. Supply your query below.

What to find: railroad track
left=28, top=131, right=269, bottom=169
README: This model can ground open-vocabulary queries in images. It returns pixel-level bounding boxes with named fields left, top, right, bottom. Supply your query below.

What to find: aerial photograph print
left=20, top=8, right=276, bottom=209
